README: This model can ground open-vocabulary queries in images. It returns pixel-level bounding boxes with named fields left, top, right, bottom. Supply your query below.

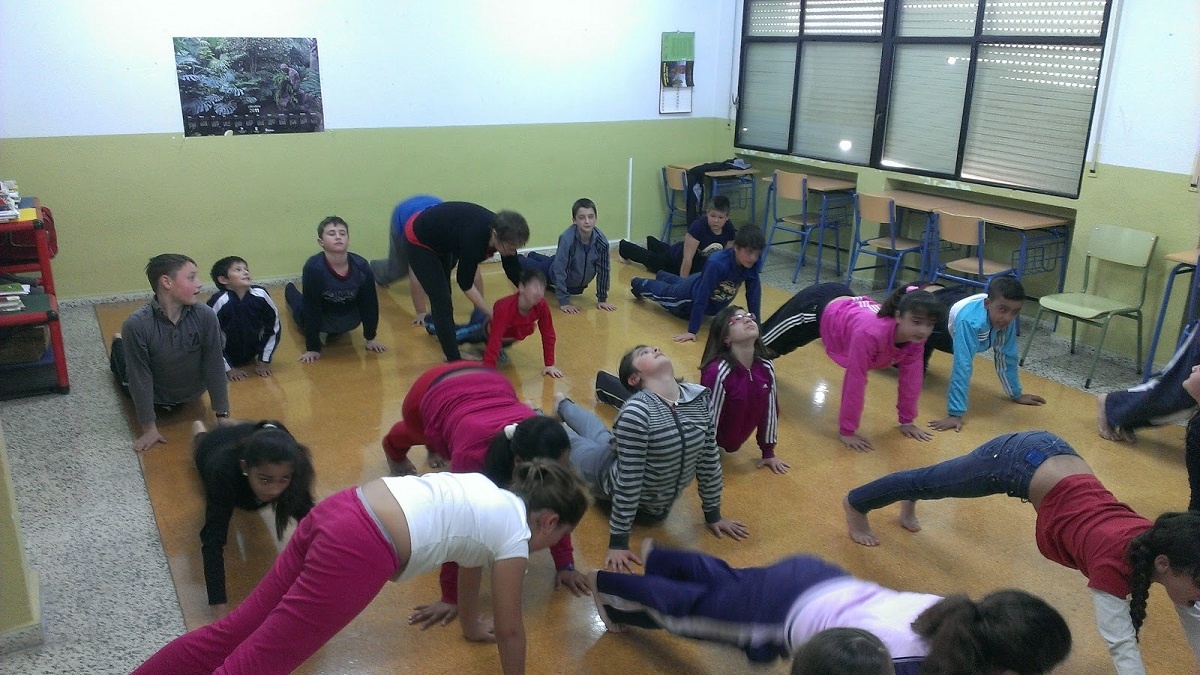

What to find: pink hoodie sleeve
left=838, top=333, right=879, bottom=437
left=895, top=342, right=925, bottom=425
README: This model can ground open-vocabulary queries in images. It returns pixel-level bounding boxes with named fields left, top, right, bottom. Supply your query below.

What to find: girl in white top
left=133, top=459, right=590, bottom=675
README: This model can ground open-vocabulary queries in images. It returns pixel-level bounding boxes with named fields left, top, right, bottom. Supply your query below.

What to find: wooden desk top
left=665, top=163, right=759, bottom=179
left=1165, top=249, right=1200, bottom=265
left=761, top=175, right=856, bottom=193
left=703, top=168, right=759, bottom=179
left=883, top=189, right=1069, bottom=231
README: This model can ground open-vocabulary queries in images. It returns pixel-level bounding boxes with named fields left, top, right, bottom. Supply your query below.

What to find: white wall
left=1092, top=0, right=1200, bottom=174
left=0, top=0, right=738, bottom=138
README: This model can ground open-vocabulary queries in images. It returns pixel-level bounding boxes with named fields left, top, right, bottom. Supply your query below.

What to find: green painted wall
left=0, top=117, right=732, bottom=299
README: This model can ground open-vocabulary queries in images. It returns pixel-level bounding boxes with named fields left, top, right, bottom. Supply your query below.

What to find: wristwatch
left=215, top=411, right=230, bottom=418
left=559, top=563, right=575, bottom=572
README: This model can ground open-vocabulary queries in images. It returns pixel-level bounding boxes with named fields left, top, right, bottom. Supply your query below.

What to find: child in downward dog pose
left=135, top=459, right=590, bottom=675
left=843, top=430, right=1200, bottom=675
left=590, top=540, right=1071, bottom=674
left=699, top=305, right=786, bottom=473
left=759, top=283, right=944, bottom=451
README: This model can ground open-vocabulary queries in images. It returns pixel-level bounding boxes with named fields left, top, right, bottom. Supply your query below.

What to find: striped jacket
left=602, top=383, right=723, bottom=549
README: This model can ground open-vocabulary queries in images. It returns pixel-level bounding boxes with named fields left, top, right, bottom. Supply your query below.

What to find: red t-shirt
left=484, top=294, right=556, bottom=368
left=1035, top=473, right=1152, bottom=598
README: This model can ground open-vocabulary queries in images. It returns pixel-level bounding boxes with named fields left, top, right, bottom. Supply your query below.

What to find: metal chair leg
left=1020, top=306, right=1046, bottom=365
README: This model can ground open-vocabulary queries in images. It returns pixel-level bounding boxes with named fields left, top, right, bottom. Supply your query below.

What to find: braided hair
left=1127, top=511, right=1200, bottom=637
left=912, top=590, right=1071, bottom=675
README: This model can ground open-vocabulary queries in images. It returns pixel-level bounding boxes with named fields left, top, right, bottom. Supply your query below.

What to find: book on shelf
left=0, top=282, right=31, bottom=295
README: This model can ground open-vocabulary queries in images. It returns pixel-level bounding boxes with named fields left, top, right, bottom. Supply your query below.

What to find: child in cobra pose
left=843, top=430, right=1200, bottom=675
left=760, top=282, right=944, bottom=451
left=699, top=304, right=786, bottom=474
left=589, top=540, right=1072, bottom=674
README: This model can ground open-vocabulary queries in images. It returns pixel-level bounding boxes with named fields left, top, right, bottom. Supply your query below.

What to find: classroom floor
left=1, top=250, right=1194, bottom=674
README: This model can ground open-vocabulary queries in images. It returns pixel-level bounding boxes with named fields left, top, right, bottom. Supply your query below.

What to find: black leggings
left=759, top=282, right=853, bottom=357
left=402, top=239, right=461, bottom=361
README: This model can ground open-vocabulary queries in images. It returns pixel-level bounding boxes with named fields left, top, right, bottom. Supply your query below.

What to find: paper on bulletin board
left=659, top=32, right=695, bottom=114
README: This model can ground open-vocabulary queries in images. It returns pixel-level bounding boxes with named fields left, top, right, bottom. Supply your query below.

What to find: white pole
left=626, top=157, right=634, bottom=240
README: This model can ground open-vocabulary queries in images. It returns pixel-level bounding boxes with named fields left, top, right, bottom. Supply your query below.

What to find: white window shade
left=792, top=42, right=881, bottom=163
left=982, top=0, right=1106, bottom=37
left=897, top=0, right=980, bottom=37
left=737, top=43, right=798, bottom=150
left=746, top=0, right=802, bottom=37
left=961, top=44, right=1102, bottom=195
left=882, top=44, right=971, bottom=173
left=804, top=0, right=885, bottom=35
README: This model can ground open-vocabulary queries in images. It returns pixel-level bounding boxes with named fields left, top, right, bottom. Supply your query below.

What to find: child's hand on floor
left=254, top=362, right=273, bottom=377
left=840, top=434, right=874, bottom=452
left=598, top=301, right=617, bottom=311
left=560, top=304, right=580, bottom=314
left=899, top=423, right=933, bottom=442
left=226, top=368, right=247, bottom=382
left=928, top=416, right=963, bottom=432
left=672, top=332, right=696, bottom=343
left=543, top=366, right=564, bottom=378
left=605, top=548, right=642, bottom=574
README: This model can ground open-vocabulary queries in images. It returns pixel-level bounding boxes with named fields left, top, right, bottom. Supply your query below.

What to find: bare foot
left=191, top=420, right=207, bottom=438
left=898, top=500, right=921, bottom=533
left=388, top=458, right=418, bottom=476
left=640, top=537, right=656, bottom=564
left=589, top=570, right=626, bottom=633
left=1096, top=394, right=1137, bottom=443
left=843, top=495, right=879, bottom=546
left=427, top=453, right=449, bottom=469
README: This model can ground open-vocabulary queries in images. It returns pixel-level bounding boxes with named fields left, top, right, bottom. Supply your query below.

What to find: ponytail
left=913, top=590, right=1070, bottom=675
left=508, top=458, right=590, bottom=526
left=238, top=420, right=315, bottom=539
left=1127, top=511, right=1200, bottom=637
left=877, top=285, right=944, bottom=324
left=482, top=415, right=570, bottom=487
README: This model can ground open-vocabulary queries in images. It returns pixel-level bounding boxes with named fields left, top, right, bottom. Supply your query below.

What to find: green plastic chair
left=1019, top=224, right=1158, bottom=388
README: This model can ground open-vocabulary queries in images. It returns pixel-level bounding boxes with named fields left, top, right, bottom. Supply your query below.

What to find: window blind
left=803, top=0, right=885, bottom=35
left=897, top=0, right=980, bottom=37
left=882, top=44, right=971, bottom=173
left=746, top=0, right=802, bottom=37
left=792, top=43, right=881, bottom=163
left=961, top=43, right=1102, bottom=194
left=982, top=0, right=1107, bottom=37
left=737, top=42, right=798, bottom=150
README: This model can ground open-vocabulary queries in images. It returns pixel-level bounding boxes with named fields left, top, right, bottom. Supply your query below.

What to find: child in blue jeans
left=631, top=224, right=764, bottom=343
left=519, top=198, right=616, bottom=314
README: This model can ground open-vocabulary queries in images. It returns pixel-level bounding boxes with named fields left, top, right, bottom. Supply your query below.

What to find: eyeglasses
left=728, top=312, right=756, bottom=325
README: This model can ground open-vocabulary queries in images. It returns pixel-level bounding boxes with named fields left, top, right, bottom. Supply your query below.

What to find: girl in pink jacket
left=760, top=283, right=944, bottom=451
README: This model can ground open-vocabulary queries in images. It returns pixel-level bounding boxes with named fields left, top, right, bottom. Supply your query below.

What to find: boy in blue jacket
left=208, top=256, right=281, bottom=380
left=923, top=276, right=1045, bottom=431
left=519, top=198, right=616, bottom=314
left=631, top=224, right=764, bottom=343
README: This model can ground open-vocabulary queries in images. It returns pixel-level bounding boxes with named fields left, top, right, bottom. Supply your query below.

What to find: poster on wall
left=174, top=37, right=324, bottom=137
left=659, top=32, right=695, bottom=115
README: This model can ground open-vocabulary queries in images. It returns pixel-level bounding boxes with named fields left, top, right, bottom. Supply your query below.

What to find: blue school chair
left=761, top=169, right=846, bottom=283
left=844, top=193, right=926, bottom=294
left=661, top=166, right=689, bottom=242
left=929, top=210, right=1014, bottom=292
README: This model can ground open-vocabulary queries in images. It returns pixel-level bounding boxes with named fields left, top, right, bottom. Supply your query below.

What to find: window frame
left=733, top=0, right=1115, bottom=198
